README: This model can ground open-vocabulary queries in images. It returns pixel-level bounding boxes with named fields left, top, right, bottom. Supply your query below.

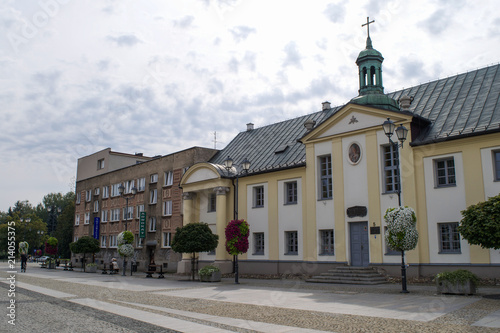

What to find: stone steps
left=306, top=267, right=388, bottom=285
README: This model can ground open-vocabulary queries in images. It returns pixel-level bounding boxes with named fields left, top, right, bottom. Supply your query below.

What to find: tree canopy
left=172, top=222, right=219, bottom=254
left=69, top=236, right=100, bottom=256
left=458, top=194, right=500, bottom=250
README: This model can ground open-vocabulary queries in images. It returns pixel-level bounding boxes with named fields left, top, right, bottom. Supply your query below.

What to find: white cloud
left=1, top=0, right=499, bottom=211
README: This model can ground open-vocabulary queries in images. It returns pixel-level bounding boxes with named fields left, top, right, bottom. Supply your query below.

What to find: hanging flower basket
left=118, top=243, right=134, bottom=257
left=19, top=241, right=29, bottom=255
left=225, top=219, right=249, bottom=255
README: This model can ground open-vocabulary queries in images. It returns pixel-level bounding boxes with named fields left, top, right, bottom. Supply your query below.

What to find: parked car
left=38, top=256, right=50, bottom=263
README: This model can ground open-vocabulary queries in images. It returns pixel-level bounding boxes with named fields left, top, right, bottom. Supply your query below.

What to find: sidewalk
left=3, top=263, right=500, bottom=332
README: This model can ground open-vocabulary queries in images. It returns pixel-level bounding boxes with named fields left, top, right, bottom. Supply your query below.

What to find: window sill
left=252, top=253, right=264, bottom=256
left=438, top=251, right=462, bottom=254
left=317, top=197, right=333, bottom=201
left=284, top=253, right=298, bottom=256
left=384, top=252, right=400, bottom=256
left=319, top=253, right=334, bottom=256
left=252, top=206, right=264, bottom=209
left=284, top=202, right=297, bottom=206
left=434, top=184, right=457, bottom=189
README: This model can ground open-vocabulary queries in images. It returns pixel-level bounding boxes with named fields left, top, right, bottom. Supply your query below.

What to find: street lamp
left=382, top=118, right=408, bottom=206
left=118, top=184, right=137, bottom=276
left=47, top=206, right=61, bottom=236
left=21, top=218, right=31, bottom=240
left=382, top=117, right=410, bottom=293
left=223, top=156, right=251, bottom=284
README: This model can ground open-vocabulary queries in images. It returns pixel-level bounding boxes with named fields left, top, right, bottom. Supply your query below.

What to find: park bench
left=146, top=264, right=165, bottom=278
left=40, top=262, right=47, bottom=268
left=63, top=261, right=73, bottom=271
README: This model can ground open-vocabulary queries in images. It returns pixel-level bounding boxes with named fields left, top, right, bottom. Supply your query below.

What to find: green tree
left=0, top=214, right=47, bottom=258
left=69, top=236, right=100, bottom=271
left=458, top=194, right=500, bottom=249
left=55, top=200, right=75, bottom=258
left=172, top=222, right=219, bottom=280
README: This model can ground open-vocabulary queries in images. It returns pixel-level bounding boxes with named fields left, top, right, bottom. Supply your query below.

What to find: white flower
left=118, top=243, right=134, bottom=257
left=385, top=206, right=419, bottom=251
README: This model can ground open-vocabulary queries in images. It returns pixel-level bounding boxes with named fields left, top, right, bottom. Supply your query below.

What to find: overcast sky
left=1, top=0, right=499, bottom=212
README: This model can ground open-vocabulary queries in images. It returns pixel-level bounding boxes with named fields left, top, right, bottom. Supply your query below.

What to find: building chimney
left=246, top=123, right=254, bottom=131
left=399, top=95, right=413, bottom=111
left=322, top=101, right=331, bottom=111
left=135, top=153, right=143, bottom=156
left=304, top=119, right=316, bottom=131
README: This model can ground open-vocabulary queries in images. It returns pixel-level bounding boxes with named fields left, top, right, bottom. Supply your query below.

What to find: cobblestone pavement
left=1, top=263, right=500, bottom=332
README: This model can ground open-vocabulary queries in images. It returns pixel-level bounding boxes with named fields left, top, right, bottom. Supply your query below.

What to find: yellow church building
left=178, top=33, right=500, bottom=279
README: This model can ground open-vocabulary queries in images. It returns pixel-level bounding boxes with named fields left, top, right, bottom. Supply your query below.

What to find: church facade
left=178, top=35, right=500, bottom=278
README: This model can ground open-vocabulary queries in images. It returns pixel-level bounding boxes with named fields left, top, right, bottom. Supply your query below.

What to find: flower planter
left=200, top=271, right=221, bottom=282
left=437, top=280, right=476, bottom=295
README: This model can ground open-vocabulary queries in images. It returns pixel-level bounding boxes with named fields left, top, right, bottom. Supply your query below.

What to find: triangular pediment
left=301, top=103, right=411, bottom=143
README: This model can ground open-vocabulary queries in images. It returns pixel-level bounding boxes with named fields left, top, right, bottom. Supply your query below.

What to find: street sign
left=93, top=217, right=100, bottom=240
left=139, top=212, right=146, bottom=238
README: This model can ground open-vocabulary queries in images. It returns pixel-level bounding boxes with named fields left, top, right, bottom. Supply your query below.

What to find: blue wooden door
left=350, top=222, right=369, bottom=266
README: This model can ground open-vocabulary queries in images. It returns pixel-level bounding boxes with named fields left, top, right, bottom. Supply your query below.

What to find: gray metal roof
left=388, top=63, right=500, bottom=144
left=210, top=63, right=500, bottom=174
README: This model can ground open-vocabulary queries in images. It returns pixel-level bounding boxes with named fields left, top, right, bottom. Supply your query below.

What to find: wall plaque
left=346, top=206, right=367, bottom=218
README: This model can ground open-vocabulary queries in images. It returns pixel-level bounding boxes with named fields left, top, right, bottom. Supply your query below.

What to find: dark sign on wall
left=346, top=206, right=367, bottom=218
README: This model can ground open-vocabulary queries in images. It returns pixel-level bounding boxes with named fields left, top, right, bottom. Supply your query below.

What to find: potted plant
left=199, top=265, right=221, bottom=282
left=436, top=269, right=479, bottom=295
left=85, top=263, right=97, bottom=273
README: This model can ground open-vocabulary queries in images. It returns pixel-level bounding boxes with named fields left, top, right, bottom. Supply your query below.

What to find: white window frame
left=253, top=186, right=264, bottom=208
left=93, top=201, right=99, bottom=213
left=438, top=222, right=461, bottom=253
left=150, top=173, right=158, bottom=183
left=319, top=155, right=332, bottom=200
left=150, top=189, right=157, bottom=204
left=109, top=235, right=118, bottom=248
left=137, top=177, right=146, bottom=191
left=111, top=183, right=121, bottom=197
left=149, top=217, right=157, bottom=232
left=101, top=210, right=108, bottom=223
left=85, top=190, right=92, bottom=202
left=111, top=208, right=120, bottom=222
left=102, top=186, right=109, bottom=198
left=94, top=187, right=100, bottom=196
left=162, top=232, right=172, bottom=248
left=76, top=192, right=81, bottom=204
left=125, top=180, right=135, bottom=194
left=136, top=234, right=143, bottom=248
left=75, top=214, right=80, bottom=226
left=84, top=212, right=90, bottom=225
left=382, top=144, right=399, bottom=193
left=122, top=206, right=134, bottom=220
left=163, top=200, right=172, bottom=216
left=284, top=181, right=297, bottom=205
left=164, top=171, right=174, bottom=186
left=434, top=157, right=456, bottom=187
left=100, top=235, right=107, bottom=248
left=136, top=204, right=145, bottom=218
left=97, top=158, right=105, bottom=170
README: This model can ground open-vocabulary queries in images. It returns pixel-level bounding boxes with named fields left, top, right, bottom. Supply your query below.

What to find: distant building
left=178, top=34, right=500, bottom=278
left=76, top=148, right=152, bottom=182
left=74, top=147, right=218, bottom=271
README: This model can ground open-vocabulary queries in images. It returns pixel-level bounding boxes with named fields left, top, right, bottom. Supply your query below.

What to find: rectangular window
left=150, top=173, right=158, bottom=183
left=111, top=183, right=121, bottom=197
left=94, top=187, right=100, bottom=196
left=97, top=158, right=105, bottom=170
left=208, top=193, right=216, bottom=212
left=75, top=214, right=80, bottom=226
left=109, top=235, right=117, bottom=248
left=319, top=155, right=333, bottom=199
left=122, top=206, right=133, bottom=220
left=319, top=229, right=334, bottom=255
left=383, top=144, right=399, bottom=193
left=93, top=201, right=99, bottom=213
left=84, top=212, right=90, bottom=224
left=124, top=180, right=135, bottom=194
left=101, top=210, right=108, bottom=223
left=163, top=200, right=173, bottom=216
left=439, top=222, right=461, bottom=253
left=76, top=192, right=81, bottom=204
left=253, top=232, right=264, bottom=255
left=137, top=177, right=146, bottom=191
left=136, top=204, right=145, bottom=218
left=285, top=181, right=297, bottom=205
left=111, top=208, right=120, bottom=222
left=164, top=171, right=174, bottom=186
left=100, top=235, right=107, bottom=248
left=162, top=232, right=172, bottom=247
left=136, top=234, right=143, bottom=248
left=285, top=231, right=298, bottom=255
left=85, top=190, right=92, bottom=202
left=494, top=150, right=500, bottom=181
left=150, top=189, right=157, bottom=204
left=102, top=186, right=109, bottom=199
left=435, top=158, right=456, bottom=187
left=253, top=186, right=264, bottom=208
left=149, top=217, right=157, bottom=232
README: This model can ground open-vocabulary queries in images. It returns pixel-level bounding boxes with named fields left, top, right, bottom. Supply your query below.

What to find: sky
left=1, top=0, right=499, bottom=212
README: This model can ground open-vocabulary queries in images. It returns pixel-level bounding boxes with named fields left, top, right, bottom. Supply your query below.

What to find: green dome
left=356, top=37, right=383, bottom=64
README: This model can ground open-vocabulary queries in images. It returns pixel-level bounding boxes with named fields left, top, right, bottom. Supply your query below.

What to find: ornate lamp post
left=21, top=218, right=31, bottom=240
left=118, top=184, right=137, bottom=276
left=223, top=156, right=251, bottom=284
left=382, top=118, right=408, bottom=207
left=382, top=117, right=410, bottom=293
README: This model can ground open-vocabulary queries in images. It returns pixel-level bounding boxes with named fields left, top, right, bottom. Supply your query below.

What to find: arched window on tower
left=362, top=67, right=368, bottom=87
left=370, top=66, right=377, bottom=85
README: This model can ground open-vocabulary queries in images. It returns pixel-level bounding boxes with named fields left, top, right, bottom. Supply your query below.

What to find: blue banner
left=93, top=217, right=100, bottom=239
